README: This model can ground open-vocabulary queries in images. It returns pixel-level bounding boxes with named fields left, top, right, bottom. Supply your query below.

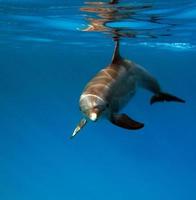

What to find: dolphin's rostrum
left=71, top=39, right=185, bottom=139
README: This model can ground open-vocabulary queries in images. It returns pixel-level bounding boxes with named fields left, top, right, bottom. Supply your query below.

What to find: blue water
left=0, top=0, right=196, bottom=200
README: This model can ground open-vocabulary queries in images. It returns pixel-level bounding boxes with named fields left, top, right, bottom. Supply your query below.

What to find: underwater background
left=0, top=0, right=196, bottom=199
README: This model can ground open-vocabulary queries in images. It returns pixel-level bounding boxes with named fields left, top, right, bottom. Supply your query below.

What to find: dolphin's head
left=79, top=94, right=108, bottom=122
left=70, top=94, right=108, bottom=139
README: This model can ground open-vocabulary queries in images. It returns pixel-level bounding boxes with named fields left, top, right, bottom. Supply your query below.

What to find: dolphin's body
left=71, top=40, right=185, bottom=138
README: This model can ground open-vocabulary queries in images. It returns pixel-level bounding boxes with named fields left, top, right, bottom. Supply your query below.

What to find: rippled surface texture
left=0, top=0, right=196, bottom=200
left=1, top=0, right=196, bottom=48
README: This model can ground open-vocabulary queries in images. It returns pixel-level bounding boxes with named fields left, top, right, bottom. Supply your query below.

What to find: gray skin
left=71, top=40, right=184, bottom=138
left=79, top=58, right=160, bottom=120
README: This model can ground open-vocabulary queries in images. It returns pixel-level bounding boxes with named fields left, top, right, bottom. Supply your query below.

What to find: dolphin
left=71, top=40, right=185, bottom=139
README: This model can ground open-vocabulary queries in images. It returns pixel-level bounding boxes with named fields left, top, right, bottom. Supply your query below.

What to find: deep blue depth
left=0, top=1, right=196, bottom=200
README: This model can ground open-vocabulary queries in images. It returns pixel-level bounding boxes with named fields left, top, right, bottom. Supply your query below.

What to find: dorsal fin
left=109, top=0, right=119, bottom=4
left=111, top=39, right=122, bottom=64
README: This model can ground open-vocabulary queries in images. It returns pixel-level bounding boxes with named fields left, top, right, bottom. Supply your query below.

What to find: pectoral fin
left=110, top=113, right=144, bottom=130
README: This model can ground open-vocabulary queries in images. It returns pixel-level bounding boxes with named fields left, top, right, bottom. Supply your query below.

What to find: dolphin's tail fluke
left=150, top=92, right=185, bottom=105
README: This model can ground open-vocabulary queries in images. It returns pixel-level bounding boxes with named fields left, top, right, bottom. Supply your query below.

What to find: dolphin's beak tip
left=89, top=112, right=97, bottom=121
left=70, top=118, right=87, bottom=139
left=69, top=136, right=74, bottom=140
